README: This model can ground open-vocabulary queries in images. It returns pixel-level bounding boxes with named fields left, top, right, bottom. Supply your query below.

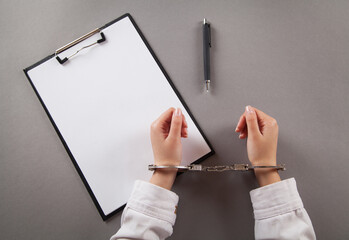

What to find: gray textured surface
left=1, top=0, right=349, bottom=239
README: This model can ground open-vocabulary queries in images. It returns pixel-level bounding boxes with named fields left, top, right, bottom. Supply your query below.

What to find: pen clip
left=207, top=23, right=211, bottom=47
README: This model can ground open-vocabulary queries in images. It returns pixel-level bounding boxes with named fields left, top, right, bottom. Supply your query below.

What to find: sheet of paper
left=27, top=16, right=211, bottom=216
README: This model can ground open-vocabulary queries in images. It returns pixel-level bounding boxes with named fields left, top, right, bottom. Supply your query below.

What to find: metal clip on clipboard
left=148, top=164, right=286, bottom=172
left=55, top=28, right=106, bottom=64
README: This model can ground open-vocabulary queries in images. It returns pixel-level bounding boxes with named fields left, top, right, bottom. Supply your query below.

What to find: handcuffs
left=148, top=164, right=286, bottom=172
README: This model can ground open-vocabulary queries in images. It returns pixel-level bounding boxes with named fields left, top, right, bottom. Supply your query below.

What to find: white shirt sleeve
left=110, top=180, right=179, bottom=240
left=250, top=178, right=316, bottom=240
left=111, top=178, right=315, bottom=240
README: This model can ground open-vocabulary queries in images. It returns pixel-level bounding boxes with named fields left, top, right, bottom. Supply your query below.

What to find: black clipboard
left=24, top=13, right=214, bottom=221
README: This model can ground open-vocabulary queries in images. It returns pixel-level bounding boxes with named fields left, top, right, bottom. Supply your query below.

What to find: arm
left=110, top=180, right=179, bottom=240
left=251, top=178, right=316, bottom=239
left=111, top=108, right=187, bottom=240
left=236, top=106, right=316, bottom=239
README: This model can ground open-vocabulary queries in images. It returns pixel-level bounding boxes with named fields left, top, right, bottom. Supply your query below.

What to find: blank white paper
left=27, top=16, right=211, bottom=216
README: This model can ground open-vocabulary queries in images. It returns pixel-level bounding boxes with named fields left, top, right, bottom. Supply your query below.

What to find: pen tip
left=205, top=80, right=210, bottom=92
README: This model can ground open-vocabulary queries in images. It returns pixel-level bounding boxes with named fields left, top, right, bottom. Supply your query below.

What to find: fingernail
left=175, top=108, right=182, bottom=117
left=246, top=105, right=254, bottom=114
left=235, top=127, right=239, bottom=132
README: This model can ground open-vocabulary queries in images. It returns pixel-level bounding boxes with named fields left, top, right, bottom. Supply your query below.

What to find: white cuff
left=250, top=178, right=304, bottom=220
left=126, top=180, right=179, bottom=225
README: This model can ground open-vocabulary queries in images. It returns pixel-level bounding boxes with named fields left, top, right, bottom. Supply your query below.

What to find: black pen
left=203, top=18, right=211, bottom=92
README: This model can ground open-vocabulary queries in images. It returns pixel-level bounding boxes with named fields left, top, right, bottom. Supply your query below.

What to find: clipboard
left=24, top=13, right=214, bottom=221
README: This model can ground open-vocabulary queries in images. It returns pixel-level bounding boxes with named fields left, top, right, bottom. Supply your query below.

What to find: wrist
left=251, top=158, right=276, bottom=167
left=149, top=169, right=177, bottom=190
left=254, top=168, right=281, bottom=187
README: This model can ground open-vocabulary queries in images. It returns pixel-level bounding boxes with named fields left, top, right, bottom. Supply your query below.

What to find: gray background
left=1, top=0, right=348, bottom=239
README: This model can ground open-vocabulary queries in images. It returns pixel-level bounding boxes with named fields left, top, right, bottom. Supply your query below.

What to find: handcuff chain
left=148, top=164, right=286, bottom=172
left=205, top=165, right=238, bottom=172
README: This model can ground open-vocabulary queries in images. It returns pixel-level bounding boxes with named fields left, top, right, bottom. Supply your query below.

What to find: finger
left=245, top=105, right=262, bottom=138
left=182, top=114, right=188, bottom=129
left=239, top=133, right=246, bottom=139
left=151, top=108, right=175, bottom=141
left=155, top=107, right=175, bottom=126
left=181, top=114, right=188, bottom=138
left=252, top=107, right=276, bottom=135
left=253, top=107, right=274, bottom=123
left=152, top=107, right=175, bottom=135
left=181, top=128, right=188, bottom=138
left=169, top=108, right=183, bottom=139
left=239, top=126, right=247, bottom=139
left=235, top=114, right=246, bottom=132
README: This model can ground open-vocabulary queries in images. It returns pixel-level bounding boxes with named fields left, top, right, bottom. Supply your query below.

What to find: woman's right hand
left=235, top=106, right=281, bottom=186
left=149, top=107, right=188, bottom=190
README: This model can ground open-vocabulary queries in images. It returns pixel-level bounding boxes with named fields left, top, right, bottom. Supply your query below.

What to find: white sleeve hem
left=125, top=180, right=179, bottom=225
left=250, top=178, right=304, bottom=220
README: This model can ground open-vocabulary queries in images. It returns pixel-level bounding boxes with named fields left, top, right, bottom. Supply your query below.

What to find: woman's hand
left=149, top=108, right=188, bottom=190
left=235, top=106, right=281, bottom=187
